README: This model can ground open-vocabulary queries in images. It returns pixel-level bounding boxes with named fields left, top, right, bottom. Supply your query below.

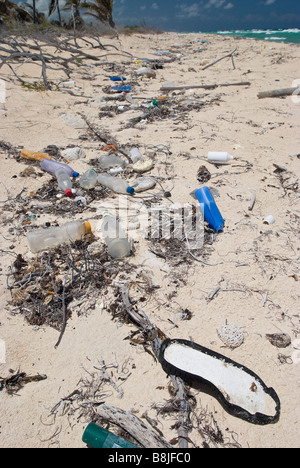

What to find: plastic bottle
left=207, top=152, right=234, bottom=164
left=55, top=167, right=73, bottom=197
left=97, top=174, right=135, bottom=195
left=21, top=149, right=51, bottom=162
left=79, top=168, right=98, bottom=190
left=99, top=155, right=126, bottom=170
left=195, top=186, right=225, bottom=233
left=27, top=220, right=92, bottom=253
left=40, top=158, right=79, bottom=178
left=130, top=148, right=144, bottom=164
left=102, top=213, right=131, bottom=259
left=82, top=423, right=139, bottom=449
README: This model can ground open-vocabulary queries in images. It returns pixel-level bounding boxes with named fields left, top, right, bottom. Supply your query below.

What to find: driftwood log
left=97, top=403, right=173, bottom=449
left=258, top=87, right=299, bottom=99
left=161, top=81, right=251, bottom=92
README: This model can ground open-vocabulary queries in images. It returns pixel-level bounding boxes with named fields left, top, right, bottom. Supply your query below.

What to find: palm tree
left=48, top=0, right=62, bottom=25
left=82, top=0, right=115, bottom=28
left=0, top=0, right=33, bottom=23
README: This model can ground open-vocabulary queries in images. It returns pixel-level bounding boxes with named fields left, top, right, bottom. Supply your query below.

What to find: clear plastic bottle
left=99, top=155, right=126, bottom=170
left=55, top=167, right=73, bottom=197
left=40, top=158, right=79, bottom=178
left=102, top=214, right=131, bottom=259
left=27, top=221, right=92, bottom=253
left=97, top=174, right=134, bottom=195
left=207, top=152, right=234, bottom=164
left=130, top=148, right=144, bottom=164
left=79, top=168, right=98, bottom=189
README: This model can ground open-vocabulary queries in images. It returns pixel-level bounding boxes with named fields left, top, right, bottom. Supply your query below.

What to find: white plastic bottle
left=55, top=167, right=73, bottom=197
left=97, top=174, right=135, bottom=195
left=79, top=168, right=98, bottom=190
left=27, top=221, right=92, bottom=253
left=207, top=152, right=234, bottom=164
left=102, top=214, right=131, bottom=259
left=130, top=148, right=144, bottom=164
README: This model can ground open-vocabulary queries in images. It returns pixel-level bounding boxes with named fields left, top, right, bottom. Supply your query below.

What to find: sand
left=0, top=31, right=299, bottom=449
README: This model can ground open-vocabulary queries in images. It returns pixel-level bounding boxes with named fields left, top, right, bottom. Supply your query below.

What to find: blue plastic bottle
left=195, top=186, right=225, bottom=233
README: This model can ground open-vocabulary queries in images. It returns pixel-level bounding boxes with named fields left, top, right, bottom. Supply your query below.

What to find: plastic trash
left=195, top=186, right=225, bottom=233
left=159, top=338, right=281, bottom=425
left=207, top=152, right=234, bottom=164
left=102, top=213, right=131, bottom=259
left=112, top=86, right=132, bottom=93
left=27, top=220, right=91, bottom=253
left=21, top=149, right=51, bottom=162
left=79, top=168, right=98, bottom=190
left=130, top=148, right=144, bottom=164
left=132, top=159, right=154, bottom=173
left=131, top=176, right=156, bottom=193
left=55, top=167, right=73, bottom=197
left=82, top=423, right=139, bottom=449
left=109, top=77, right=127, bottom=82
left=136, top=67, right=156, bottom=78
left=40, top=158, right=79, bottom=178
left=263, top=215, right=275, bottom=225
left=97, top=174, right=134, bottom=195
left=99, top=155, right=126, bottom=170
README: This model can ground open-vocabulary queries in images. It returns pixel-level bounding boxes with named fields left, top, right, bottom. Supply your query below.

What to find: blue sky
left=113, top=0, right=300, bottom=32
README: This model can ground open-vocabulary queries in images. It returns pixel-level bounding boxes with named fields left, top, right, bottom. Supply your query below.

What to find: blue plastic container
left=110, top=77, right=127, bottom=82
left=195, top=186, right=225, bottom=233
left=112, top=86, right=132, bottom=93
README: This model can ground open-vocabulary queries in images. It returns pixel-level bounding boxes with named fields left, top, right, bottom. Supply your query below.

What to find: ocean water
left=212, top=28, right=300, bottom=45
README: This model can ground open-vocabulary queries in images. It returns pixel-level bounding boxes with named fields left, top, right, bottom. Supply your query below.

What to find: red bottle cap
left=65, top=189, right=73, bottom=197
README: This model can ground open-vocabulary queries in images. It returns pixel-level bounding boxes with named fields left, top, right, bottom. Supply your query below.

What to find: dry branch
left=258, top=87, right=299, bottom=99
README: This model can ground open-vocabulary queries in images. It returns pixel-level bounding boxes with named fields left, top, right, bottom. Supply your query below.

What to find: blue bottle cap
left=127, top=186, right=135, bottom=195
left=73, top=172, right=80, bottom=178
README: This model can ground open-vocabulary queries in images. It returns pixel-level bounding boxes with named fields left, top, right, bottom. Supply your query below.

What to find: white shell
left=218, top=324, right=244, bottom=349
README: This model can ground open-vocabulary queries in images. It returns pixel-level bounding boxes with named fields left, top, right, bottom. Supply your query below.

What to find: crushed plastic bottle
left=27, top=220, right=91, bottom=253
left=129, top=148, right=144, bottom=164
left=55, top=167, right=73, bottom=197
left=79, top=168, right=98, bottom=190
left=102, top=213, right=131, bottom=259
left=99, top=155, right=126, bottom=170
left=40, top=158, right=79, bottom=178
left=97, top=174, right=134, bottom=195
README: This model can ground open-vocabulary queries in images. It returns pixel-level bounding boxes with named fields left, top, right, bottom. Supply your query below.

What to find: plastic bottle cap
left=127, top=187, right=135, bottom=195
left=65, top=189, right=73, bottom=197
left=84, top=222, right=92, bottom=233
left=73, top=172, right=80, bottom=178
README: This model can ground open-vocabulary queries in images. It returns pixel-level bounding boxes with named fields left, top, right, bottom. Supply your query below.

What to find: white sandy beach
left=0, top=31, right=299, bottom=448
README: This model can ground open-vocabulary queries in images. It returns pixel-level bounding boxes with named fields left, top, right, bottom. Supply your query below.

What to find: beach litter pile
left=0, top=30, right=299, bottom=449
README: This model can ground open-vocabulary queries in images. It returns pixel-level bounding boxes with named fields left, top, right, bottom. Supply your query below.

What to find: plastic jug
left=79, top=169, right=98, bottom=190
left=27, top=221, right=91, bottom=253
left=40, top=158, right=79, bottom=178
left=195, top=186, right=225, bottom=233
left=102, top=214, right=131, bottom=259
left=207, top=152, right=234, bottom=164
left=21, top=149, right=51, bottom=162
left=97, top=174, right=134, bottom=195
left=55, top=167, right=73, bottom=197
left=82, top=423, right=139, bottom=449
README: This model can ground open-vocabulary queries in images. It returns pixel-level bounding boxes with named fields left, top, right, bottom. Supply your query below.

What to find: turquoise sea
left=208, top=28, right=300, bottom=45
